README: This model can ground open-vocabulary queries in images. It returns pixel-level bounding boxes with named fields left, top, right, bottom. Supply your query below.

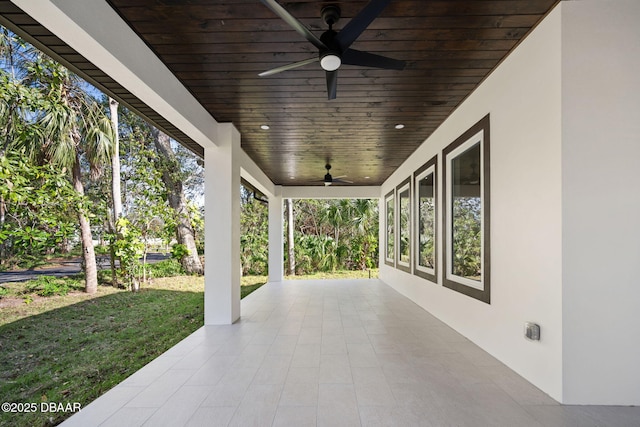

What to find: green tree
left=113, top=217, right=144, bottom=290
left=240, top=185, right=268, bottom=275
left=6, top=45, right=113, bottom=293
left=288, top=199, right=378, bottom=274
left=151, top=127, right=203, bottom=275
left=0, top=152, right=80, bottom=266
left=115, top=106, right=174, bottom=286
left=350, top=198, right=379, bottom=270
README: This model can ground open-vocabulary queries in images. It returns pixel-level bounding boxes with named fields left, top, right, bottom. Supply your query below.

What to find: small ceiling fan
left=259, top=0, right=406, bottom=100
left=322, top=164, right=353, bottom=186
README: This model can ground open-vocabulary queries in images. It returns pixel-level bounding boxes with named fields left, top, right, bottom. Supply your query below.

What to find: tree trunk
left=109, top=98, right=122, bottom=287
left=73, top=155, right=99, bottom=293
left=109, top=98, right=122, bottom=219
left=151, top=128, right=203, bottom=275
left=286, top=198, right=295, bottom=275
left=0, top=194, right=6, bottom=263
left=1, top=142, right=6, bottom=262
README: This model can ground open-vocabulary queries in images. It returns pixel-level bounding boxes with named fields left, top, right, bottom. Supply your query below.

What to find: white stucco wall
left=379, top=6, right=564, bottom=401
left=561, top=0, right=640, bottom=405
left=380, top=0, right=640, bottom=405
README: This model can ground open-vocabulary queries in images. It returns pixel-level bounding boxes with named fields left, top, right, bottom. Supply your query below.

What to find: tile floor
left=61, top=279, right=639, bottom=427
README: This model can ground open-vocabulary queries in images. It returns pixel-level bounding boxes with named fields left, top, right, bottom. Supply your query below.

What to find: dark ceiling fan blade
left=336, top=0, right=392, bottom=51
left=333, top=178, right=354, bottom=184
left=326, top=70, right=338, bottom=100
left=259, top=57, right=319, bottom=77
left=261, top=0, right=327, bottom=50
left=342, top=49, right=406, bottom=70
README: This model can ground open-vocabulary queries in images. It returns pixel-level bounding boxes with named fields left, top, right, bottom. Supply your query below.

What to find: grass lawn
left=0, top=277, right=207, bottom=427
left=0, top=269, right=376, bottom=426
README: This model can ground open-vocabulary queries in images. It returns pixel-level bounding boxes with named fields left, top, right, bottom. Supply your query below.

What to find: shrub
left=0, top=286, right=8, bottom=299
left=24, top=276, right=82, bottom=297
left=147, top=259, right=185, bottom=278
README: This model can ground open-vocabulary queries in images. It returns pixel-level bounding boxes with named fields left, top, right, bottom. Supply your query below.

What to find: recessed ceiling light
left=260, top=124, right=270, bottom=130
left=364, top=176, right=370, bottom=179
left=289, top=176, right=295, bottom=179
left=395, top=124, right=405, bottom=130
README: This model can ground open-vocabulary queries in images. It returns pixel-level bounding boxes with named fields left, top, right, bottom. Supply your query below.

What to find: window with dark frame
left=384, top=191, right=395, bottom=266
left=414, top=155, right=437, bottom=282
left=397, top=179, right=411, bottom=272
left=443, top=115, right=490, bottom=303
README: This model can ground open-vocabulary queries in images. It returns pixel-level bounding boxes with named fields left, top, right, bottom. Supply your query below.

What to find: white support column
left=268, top=186, right=284, bottom=282
left=204, top=123, right=241, bottom=325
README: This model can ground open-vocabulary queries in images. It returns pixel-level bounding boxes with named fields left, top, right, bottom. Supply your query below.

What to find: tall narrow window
left=414, top=156, right=437, bottom=282
left=443, top=115, right=490, bottom=303
left=384, top=191, right=395, bottom=266
left=397, top=179, right=411, bottom=272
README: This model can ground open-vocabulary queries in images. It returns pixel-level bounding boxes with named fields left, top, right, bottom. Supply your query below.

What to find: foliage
left=147, top=258, right=185, bottom=278
left=239, top=193, right=379, bottom=276
left=170, top=243, right=190, bottom=261
left=287, top=198, right=379, bottom=275
left=452, top=197, right=482, bottom=279
left=0, top=28, right=113, bottom=293
left=187, top=201, right=204, bottom=253
left=115, top=106, right=204, bottom=275
left=23, top=275, right=83, bottom=297
left=385, top=197, right=394, bottom=260
left=399, top=192, right=410, bottom=263
left=1, top=29, right=205, bottom=288
left=418, top=198, right=436, bottom=268
left=112, top=217, right=144, bottom=289
left=116, top=111, right=176, bottom=246
left=0, top=151, right=82, bottom=268
left=240, top=186, right=269, bottom=275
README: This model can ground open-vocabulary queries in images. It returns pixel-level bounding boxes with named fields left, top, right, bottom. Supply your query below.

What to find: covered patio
left=61, top=278, right=639, bottom=427
left=2, top=0, right=640, bottom=422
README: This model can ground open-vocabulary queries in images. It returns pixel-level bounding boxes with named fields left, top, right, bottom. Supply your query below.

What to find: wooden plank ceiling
left=4, top=0, right=560, bottom=186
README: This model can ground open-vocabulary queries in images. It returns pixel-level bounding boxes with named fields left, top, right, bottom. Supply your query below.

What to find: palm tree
left=17, top=52, right=113, bottom=293
left=350, top=199, right=379, bottom=270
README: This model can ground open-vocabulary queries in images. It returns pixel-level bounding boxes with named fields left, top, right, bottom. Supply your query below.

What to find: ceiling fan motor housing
left=320, top=29, right=341, bottom=70
left=324, top=163, right=333, bottom=184
left=321, top=5, right=341, bottom=27
left=319, top=5, right=342, bottom=71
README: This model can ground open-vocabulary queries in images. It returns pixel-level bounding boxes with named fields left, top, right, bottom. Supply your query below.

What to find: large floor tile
left=58, top=279, right=638, bottom=427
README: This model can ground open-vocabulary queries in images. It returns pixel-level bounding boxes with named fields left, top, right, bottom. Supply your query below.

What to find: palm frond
left=36, top=102, right=77, bottom=168
left=81, top=100, right=113, bottom=179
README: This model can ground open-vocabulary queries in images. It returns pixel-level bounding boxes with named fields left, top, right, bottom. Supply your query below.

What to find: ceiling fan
left=322, top=164, right=353, bottom=186
left=259, top=0, right=406, bottom=100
